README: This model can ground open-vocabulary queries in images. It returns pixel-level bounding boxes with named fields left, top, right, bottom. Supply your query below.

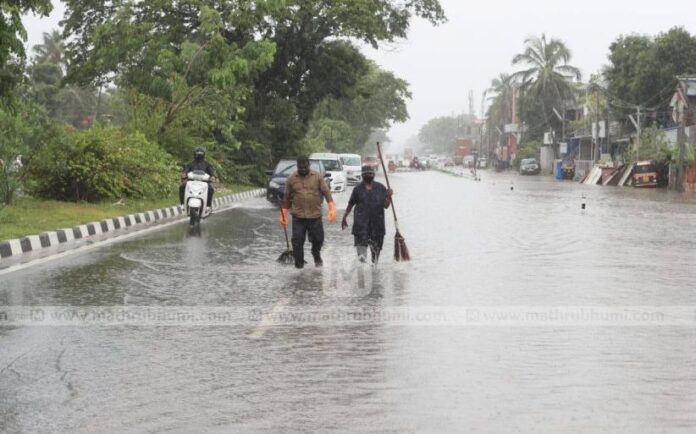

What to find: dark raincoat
left=348, top=182, right=388, bottom=244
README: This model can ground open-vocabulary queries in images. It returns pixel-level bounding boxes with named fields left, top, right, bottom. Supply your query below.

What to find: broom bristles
left=394, top=231, right=411, bottom=262
left=277, top=250, right=295, bottom=264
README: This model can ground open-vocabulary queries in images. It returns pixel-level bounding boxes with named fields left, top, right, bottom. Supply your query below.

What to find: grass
left=0, top=183, right=256, bottom=241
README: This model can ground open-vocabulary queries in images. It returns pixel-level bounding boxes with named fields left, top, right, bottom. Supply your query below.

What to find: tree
left=418, top=114, right=478, bottom=153
left=62, top=1, right=277, bottom=167
left=27, top=29, right=98, bottom=128
left=0, top=0, right=52, bottom=98
left=485, top=73, right=515, bottom=143
left=237, top=0, right=445, bottom=161
left=605, top=28, right=696, bottom=127
left=32, top=30, right=66, bottom=68
left=511, top=34, right=581, bottom=137
left=304, top=60, right=411, bottom=154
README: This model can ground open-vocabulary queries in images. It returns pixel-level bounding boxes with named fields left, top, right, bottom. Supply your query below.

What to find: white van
left=309, top=153, right=347, bottom=192
left=339, top=153, right=362, bottom=185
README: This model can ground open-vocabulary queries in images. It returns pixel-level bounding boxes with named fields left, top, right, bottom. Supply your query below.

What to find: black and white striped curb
left=0, top=188, right=266, bottom=260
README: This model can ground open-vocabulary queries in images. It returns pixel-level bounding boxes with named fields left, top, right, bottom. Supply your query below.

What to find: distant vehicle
left=520, top=158, right=541, bottom=175
left=309, top=153, right=346, bottom=192
left=633, top=160, right=658, bottom=188
left=339, top=153, right=362, bottom=185
left=463, top=155, right=476, bottom=168
left=404, top=148, right=414, bottom=162
left=363, top=156, right=380, bottom=172
left=454, top=139, right=473, bottom=165
left=477, top=157, right=488, bottom=169
left=409, top=156, right=426, bottom=170
left=266, top=158, right=328, bottom=204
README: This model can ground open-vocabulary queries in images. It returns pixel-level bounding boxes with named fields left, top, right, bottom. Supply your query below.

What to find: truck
left=453, top=139, right=473, bottom=165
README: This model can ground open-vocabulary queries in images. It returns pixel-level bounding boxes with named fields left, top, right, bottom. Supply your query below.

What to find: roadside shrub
left=28, top=126, right=178, bottom=202
left=632, top=126, right=674, bottom=162
left=0, top=97, right=64, bottom=205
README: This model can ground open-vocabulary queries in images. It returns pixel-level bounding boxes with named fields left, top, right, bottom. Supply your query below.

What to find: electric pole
left=606, top=92, right=611, bottom=166
left=629, top=106, right=641, bottom=158
left=595, top=87, right=600, bottom=162
left=676, top=78, right=687, bottom=192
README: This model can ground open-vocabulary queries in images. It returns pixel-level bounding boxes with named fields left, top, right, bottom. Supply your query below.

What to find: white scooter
left=183, top=170, right=212, bottom=226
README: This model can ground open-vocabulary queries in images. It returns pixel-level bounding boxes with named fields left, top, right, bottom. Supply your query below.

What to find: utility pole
left=629, top=106, right=641, bottom=158
left=676, top=78, right=687, bottom=193
left=595, top=87, right=600, bottom=162
left=637, top=106, right=641, bottom=156
left=606, top=93, right=611, bottom=166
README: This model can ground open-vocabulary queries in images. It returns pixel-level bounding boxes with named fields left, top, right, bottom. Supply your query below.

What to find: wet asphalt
left=1, top=170, right=696, bottom=433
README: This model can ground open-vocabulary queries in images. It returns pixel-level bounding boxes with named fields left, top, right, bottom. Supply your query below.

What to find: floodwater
left=1, top=170, right=696, bottom=433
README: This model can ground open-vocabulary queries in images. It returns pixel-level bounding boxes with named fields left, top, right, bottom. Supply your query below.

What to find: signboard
left=543, top=132, right=554, bottom=145
left=504, top=123, right=518, bottom=133
left=560, top=142, right=568, bottom=154
left=592, top=121, right=606, bottom=139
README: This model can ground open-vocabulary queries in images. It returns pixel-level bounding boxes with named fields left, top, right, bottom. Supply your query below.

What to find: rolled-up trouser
left=180, top=184, right=214, bottom=207
left=354, top=235, right=384, bottom=263
left=291, top=216, right=324, bottom=268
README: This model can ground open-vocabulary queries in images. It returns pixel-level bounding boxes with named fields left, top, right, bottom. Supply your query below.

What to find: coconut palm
left=511, top=34, right=581, bottom=127
left=485, top=73, right=515, bottom=127
left=32, top=30, right=66, bottom=68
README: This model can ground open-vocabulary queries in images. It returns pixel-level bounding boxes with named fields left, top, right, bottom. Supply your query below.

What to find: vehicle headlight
left=269, top=181, right=280, bottom=189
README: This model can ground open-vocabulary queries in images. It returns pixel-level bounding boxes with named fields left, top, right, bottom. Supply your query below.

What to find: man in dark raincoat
left=341, top=165, right=393, bottom=264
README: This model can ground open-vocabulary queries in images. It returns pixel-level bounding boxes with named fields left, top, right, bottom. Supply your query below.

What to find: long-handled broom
left=376, top=142, right=411, bottom=262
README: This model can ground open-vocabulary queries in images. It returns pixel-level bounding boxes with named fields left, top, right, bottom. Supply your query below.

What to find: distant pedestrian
left=280, top=156, right=337, bottom=268
left=341, top=165, right=393, bottom=264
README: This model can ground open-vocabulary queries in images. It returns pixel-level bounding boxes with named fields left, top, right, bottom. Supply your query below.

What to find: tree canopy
left=604, top=27, right=696, bottom=125
left=0, top=0, right=52, bottom=97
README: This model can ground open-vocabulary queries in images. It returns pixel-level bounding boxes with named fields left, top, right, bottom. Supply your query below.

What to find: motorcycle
left=183, top=170, right=212, bottom=226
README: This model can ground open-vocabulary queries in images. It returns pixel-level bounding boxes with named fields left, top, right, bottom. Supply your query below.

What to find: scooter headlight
left=269, top=181, right=280, bottom=189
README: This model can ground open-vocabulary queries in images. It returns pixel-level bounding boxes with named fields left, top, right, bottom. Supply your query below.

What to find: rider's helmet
left=193, top=147, right=206, bottom=161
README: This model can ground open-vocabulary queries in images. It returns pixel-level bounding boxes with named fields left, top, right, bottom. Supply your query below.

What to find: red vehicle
left=453, top=139, right=473, bottom=165
left=363, top=155, right=380, bottom=172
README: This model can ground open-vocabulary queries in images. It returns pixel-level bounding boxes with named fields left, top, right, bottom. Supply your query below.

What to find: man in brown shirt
left=280, top=156, right=337, bottom=268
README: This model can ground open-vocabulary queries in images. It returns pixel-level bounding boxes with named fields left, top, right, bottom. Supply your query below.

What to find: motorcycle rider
left=180, top=147, right=217, bottom=211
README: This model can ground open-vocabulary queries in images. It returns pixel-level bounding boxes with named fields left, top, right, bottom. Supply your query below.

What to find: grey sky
left=24, top=0, right=695, bottom=148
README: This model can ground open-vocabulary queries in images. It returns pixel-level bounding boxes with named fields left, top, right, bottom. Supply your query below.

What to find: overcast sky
left=24, top=0, right=695, bottom=148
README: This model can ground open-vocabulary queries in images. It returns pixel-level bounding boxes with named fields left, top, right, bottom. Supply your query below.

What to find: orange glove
left=279, top=208, right=289, bottom=227
left=327, top=201, right=337, bottom=224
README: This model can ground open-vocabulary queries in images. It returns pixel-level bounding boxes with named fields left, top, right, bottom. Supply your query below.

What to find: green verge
left=0, top=184, right=256, bottom=241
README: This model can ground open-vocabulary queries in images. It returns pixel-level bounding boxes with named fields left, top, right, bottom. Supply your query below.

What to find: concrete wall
left=540, top=145, right=554, bottom=173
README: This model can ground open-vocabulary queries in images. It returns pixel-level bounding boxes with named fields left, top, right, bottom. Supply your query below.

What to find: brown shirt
left=282, top=170, right=332, bottom=219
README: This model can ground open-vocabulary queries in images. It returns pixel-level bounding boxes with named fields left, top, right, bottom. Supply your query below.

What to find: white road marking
left=248, top=297, right=291, bottom=339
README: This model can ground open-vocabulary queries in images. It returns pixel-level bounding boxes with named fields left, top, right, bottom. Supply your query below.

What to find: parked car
left=520, top=158, right=541, bottom=175
left=363, top=155, right=380, bottom=172
left=266, top=158, right=328, bottom=204
left=339, top=153, right=362, bottom=185
left=309, top=153, right=347, bottom=192
left=477, top=157, right=488, bottom=169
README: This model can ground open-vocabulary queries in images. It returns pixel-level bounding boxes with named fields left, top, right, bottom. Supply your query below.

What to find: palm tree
left=485, top=73, right=515, bottom=126
left=511, top=34, right=581, bottom=129
left=32, top=30, right=65, bottom=69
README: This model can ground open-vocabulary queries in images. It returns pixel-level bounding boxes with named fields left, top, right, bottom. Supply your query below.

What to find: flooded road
left=2, top=171, right=696, bottom=433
